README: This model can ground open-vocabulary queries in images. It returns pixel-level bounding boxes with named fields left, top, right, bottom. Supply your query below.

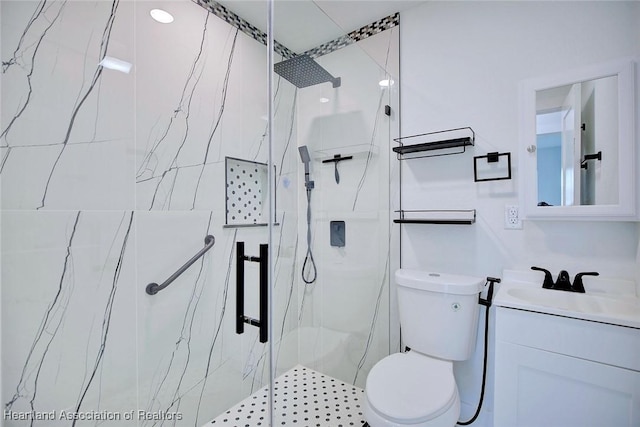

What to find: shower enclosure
left=0, top=0, right=399, bottom=425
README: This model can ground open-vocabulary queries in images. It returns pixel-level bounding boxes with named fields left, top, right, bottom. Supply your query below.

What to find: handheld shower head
left=298, top=146, right=313, bottom=189
left=298, top=146, right=311, bottom=164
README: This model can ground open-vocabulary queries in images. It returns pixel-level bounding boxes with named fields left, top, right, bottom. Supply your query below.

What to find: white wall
left=400, top=1, right=640, bottom=425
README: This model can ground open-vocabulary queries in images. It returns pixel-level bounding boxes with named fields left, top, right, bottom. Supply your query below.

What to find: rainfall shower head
left=275, top=55, right=341, bottom=89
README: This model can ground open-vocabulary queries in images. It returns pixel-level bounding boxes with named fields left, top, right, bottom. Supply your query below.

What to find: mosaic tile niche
left=225, top=157, right=270, bottom=226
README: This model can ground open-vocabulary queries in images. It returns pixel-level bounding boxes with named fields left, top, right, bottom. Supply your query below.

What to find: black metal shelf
left=393, top=209, right=476, bottom=225
left=393, top=218, right=475, bottom=225
left=392, top=127, right=475, bottom=159
left=392, top=137, right=473, bottom=154
left=393, top=128, right=476, bottom=226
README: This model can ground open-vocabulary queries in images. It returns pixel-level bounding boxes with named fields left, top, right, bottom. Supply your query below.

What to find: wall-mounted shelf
left=394, top=128, right=477, bottom=228
left=392, top=127, right=475, bottom=159
left=394, top=210, right=476, bottom=225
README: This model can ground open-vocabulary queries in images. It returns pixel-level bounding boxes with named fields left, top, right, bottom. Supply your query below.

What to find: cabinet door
left=494, top=341, right=640, bottom=427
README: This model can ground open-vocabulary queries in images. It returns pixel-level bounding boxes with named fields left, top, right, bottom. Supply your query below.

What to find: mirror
left=536, top=75, right=617, bottom=207
left=519, top=58, right=637, bottom=220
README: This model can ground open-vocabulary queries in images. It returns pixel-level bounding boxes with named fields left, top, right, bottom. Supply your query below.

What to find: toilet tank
left=396, top=269, right=484, bottom=361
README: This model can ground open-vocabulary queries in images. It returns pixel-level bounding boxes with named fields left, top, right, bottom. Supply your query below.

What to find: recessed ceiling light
left=379, top=79, right=394, bottom=88
left=150, top=9, right=174, bottom=24
left=319, top=97, right=330, bottom=103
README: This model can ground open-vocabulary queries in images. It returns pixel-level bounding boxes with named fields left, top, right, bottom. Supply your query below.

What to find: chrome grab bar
left=146, top=235, right=215, bottom=295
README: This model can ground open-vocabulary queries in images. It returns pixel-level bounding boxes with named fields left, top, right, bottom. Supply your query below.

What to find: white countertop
left=494, top=270, right=640, bottom=329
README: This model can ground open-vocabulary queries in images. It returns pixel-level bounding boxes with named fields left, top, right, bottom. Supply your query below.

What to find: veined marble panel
left=135, top=208, right=300, bottom=425
left=136, top=210, right=232, bottom=426
left=134, top=0, right=296, bottom=212
left=1, top=210, right=137, bottom=425
left=1, top=0, right=135, bottom=210
left=2, top=0, right=299, bottom=425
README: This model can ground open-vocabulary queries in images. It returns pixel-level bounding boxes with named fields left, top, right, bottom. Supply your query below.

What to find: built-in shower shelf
left=394, top=209, right=476, bottom=225
left=393, top=127, right=475, bottom=159
left=222, top=222, right=280, bottom=228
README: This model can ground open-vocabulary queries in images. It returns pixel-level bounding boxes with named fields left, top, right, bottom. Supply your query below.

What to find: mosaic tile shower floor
left=207, top=365, right=368, bottom=426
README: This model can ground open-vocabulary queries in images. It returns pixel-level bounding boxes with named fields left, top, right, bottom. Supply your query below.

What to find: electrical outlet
left=504, top=205, right=522, bottom=229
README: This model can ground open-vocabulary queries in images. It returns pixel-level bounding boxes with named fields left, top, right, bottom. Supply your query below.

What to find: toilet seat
left=365, top=351, right=458, bottom=424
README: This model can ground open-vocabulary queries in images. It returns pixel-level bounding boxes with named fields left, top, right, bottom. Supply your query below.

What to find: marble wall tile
left=136, top=211, right=231, bottom=425
left=1, top=210, right=137, bottom=424
left=1, top=0, right=298, bottom=425
left=1, top=0, right=135, bottom=211
left=133, top=1, right=297, bottom=212
left=135, top=209, right=298, bottom=424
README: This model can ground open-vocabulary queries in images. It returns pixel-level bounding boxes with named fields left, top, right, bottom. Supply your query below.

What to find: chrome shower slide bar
left=146, top=235, right=215, bottom=295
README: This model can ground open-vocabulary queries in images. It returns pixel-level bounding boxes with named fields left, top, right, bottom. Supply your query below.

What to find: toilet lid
left=366, top=352, right=457, bottom=423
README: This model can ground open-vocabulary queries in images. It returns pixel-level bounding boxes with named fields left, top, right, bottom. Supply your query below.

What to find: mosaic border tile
left=192, top=0, right=399, bottom=60
left=192, top=0, right=296, bottom=59
left=303, top=12, right=400, bottom=58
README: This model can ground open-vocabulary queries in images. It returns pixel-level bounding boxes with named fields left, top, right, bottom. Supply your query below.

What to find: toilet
left=364, top=269, right=484, bottom=427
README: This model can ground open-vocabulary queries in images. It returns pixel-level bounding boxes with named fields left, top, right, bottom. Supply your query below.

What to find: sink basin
left=495, top=272, right=640, bottom=328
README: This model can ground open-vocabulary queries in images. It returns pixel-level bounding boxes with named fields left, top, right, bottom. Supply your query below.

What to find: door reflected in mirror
left=535, top=75, right=618, bottom=207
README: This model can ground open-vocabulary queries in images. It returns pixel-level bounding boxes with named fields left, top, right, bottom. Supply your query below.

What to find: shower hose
left=302, top=185, right=317, bottom=284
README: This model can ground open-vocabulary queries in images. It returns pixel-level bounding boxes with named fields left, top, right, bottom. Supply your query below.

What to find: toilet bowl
left=364, top=269, right=483, bottom=427
left=364, top=351, right=460, bottom=427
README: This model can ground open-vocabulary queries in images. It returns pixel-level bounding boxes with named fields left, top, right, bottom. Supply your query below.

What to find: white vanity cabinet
left=494, top=307, right=640, bottom=427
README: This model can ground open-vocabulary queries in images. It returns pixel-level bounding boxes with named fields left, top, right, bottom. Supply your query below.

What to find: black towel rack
left=146, top=235, right=215, bottom=295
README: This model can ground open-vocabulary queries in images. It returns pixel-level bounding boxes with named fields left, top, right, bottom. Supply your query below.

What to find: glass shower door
left=1, top=0, right=277, bottom=425
left=1, top=0, right=397, bottom=423
left=134, top=0, right=277, bottom=424
left=269, top=2, right=399, bottom=425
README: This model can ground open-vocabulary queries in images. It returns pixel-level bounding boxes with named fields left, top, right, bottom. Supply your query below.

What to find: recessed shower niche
left=225, top=157, right=271, bottom=227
